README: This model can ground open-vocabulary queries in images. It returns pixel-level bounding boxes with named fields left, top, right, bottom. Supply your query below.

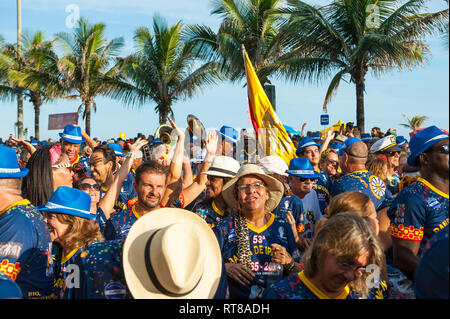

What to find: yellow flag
left=243, top=47, right=296, bottom=165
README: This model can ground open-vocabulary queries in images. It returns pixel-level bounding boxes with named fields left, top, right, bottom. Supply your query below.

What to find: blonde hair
left=327, top=191, right=373, bottom=218
left=366, top=155, right=388, bottom=181
left=302, top=212, right=385, bottom=298
left=55, top=214, right=104, bottom=252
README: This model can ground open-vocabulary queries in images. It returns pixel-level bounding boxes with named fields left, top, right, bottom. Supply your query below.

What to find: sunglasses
left=298, top=177, right=318, bottom=183
left=386, top=151, right=401, bottom=157
left=52, top=162, right=72, bottom=169
left=425, top=144, right=449, bottom=155
left=80, top=183, right=101, bottom=191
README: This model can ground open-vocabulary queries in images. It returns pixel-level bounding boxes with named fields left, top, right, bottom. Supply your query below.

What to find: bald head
left=346, top=142, right=368, bottom=164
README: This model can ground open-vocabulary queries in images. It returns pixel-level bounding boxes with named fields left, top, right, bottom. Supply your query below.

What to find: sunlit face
left=385, top=150, right=400, bottom=168
left=205, top=175, right=225, bottom=199
left=133, top=171, right=166, bottom=211
left=302, top=146, right=320, bottom=166
left=421, top=139, right=449, bottom=178
left=289, top=175, right=315, bottom=197
left=61, top=140, right=80, bottom=162
left=323, top=152, right=339, bottom=176
left=236, top=175, right=269, bottom=212
left=89, top=151, right=113, bottom=185
left=52, top=153, right=74, bottom=190
left=78, top=178, right=100, bottom=206
left=316, top=252, right=370, bottom=295
left=43, top=212, right=70, bottom=243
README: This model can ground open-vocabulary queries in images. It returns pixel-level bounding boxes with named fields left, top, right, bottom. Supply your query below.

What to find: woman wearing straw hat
left=215, top=164, right=302, bottom=299
left=192, top=155, right=240, bottom=229
left=37, top=187, right=130, bottom=299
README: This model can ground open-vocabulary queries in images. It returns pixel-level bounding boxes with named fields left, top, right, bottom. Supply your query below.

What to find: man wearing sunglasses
left=387, top=126, right=449, bottom=283
left=286, top=157, right=322, bottom=252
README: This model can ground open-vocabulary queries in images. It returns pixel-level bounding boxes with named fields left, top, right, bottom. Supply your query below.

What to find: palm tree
left=53, top=18, right=124, bottom=135
left=108, top=16, right=221, bottom=124
left=184, top=0, right=293, bottom=88
left=271, top=0, right=448, bottom=133
left=400, top=114, right=427, bottom=130
left=1, top=31, right=66, bottom=140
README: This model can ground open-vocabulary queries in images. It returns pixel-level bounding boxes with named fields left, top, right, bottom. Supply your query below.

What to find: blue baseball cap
left=37, top=186, right=95, bottom=220
left=0, top=146, right=29, bottom=178
left=217, top=125, right=239, bottom=145
left=337, top=137, right=362, bottom=156
left=287, top=157, right=319, bottom=179
left=407, top=126, right=449, bottom=167
left=296, top=137, right=321, bottom=157
left=109, top=143, right=124, bottom=157
left=59, top=124, right=86, bottom=144
left=361, top=133, right=371, bottom=142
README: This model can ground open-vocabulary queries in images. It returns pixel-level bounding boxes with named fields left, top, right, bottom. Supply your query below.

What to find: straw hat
left=221, top=164, right=284, bottom=212
left=122, top=208, right=222, bottom=299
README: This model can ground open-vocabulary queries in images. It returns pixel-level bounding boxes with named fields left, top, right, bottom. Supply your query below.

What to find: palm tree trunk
left=34, top=101, right=41, bottom=140
left=85, top=101, right=91, bottom=136
left=355, top=78, right=365, bottom=134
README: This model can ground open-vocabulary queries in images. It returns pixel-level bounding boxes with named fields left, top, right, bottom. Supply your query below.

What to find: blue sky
left=0, top=0, right=448, bottom=141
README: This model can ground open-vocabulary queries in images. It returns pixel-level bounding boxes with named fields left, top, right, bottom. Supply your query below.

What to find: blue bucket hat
left=0, top=146, right=29, bottom=178
left=337, top=137, right=362, bottom=156
left=59, top=124, right=86, bottom=144
left=287, top=158, right=319, bottom=179
left=109, top=143, right=124, bottom=157
left=329, top=142, right=343, bottom=151
left=296, top=137, right=321, bottom=157
left=407, top=126, right=449, bottom=167
left=311, top=132, right=322, bottom=142
left=36, top=186, right=95, bottom=220
left=396, top=136, right=407, bottom=147
left=217, top=125, right=239, bottom=145
left=361, top=133, right=371, bottom=142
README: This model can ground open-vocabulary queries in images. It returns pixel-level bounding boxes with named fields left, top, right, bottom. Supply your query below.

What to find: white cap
left=258, top=155, right=288, bottom=176
left=370, top=135, right=402, bottom=153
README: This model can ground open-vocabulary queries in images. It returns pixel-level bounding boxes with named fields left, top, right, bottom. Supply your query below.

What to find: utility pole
left=17, top=0, right=24, bottom=139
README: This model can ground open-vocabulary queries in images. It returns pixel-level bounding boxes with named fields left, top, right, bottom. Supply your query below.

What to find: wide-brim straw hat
left=221, top=164, right=284, bottom=212
left=123, top=208, right=222, bottom=299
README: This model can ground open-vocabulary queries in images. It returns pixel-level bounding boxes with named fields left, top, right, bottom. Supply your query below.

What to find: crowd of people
left=0, top=120, right=448, bottom=300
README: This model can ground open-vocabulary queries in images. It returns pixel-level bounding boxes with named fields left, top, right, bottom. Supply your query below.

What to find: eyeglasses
left=80, top=183, right=101, bottom=191
left=425, top=144, right=449, bottom=155
left=335, top=258, right=367, bottom=275
left=52, top=162, right=72, bottom=169
left=237, top=182, right=266, bottom=193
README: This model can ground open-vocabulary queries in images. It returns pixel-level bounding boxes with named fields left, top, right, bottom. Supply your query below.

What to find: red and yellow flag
left=243, top=47, right=296, bottom=165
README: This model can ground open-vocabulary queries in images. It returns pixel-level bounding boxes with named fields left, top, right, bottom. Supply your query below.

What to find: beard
left=138, top=193, right=162, bottom=211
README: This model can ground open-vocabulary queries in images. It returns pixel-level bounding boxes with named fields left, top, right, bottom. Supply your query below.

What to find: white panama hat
left=123, top=208, right=222, bottom=299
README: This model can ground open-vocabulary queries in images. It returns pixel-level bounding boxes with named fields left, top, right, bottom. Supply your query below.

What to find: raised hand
left=205, top=130, right=218, bottom=155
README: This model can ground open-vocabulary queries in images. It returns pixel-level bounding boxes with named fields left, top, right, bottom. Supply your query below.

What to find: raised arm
left=97, top=137, right=148, bottom=218
left=319, top=129, right=335, bottom=156
left=161, top=119, right=185, bottom=207
left=181, top=130, right=218, bottom=207
left=80, top=127, right=98, bottom=150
